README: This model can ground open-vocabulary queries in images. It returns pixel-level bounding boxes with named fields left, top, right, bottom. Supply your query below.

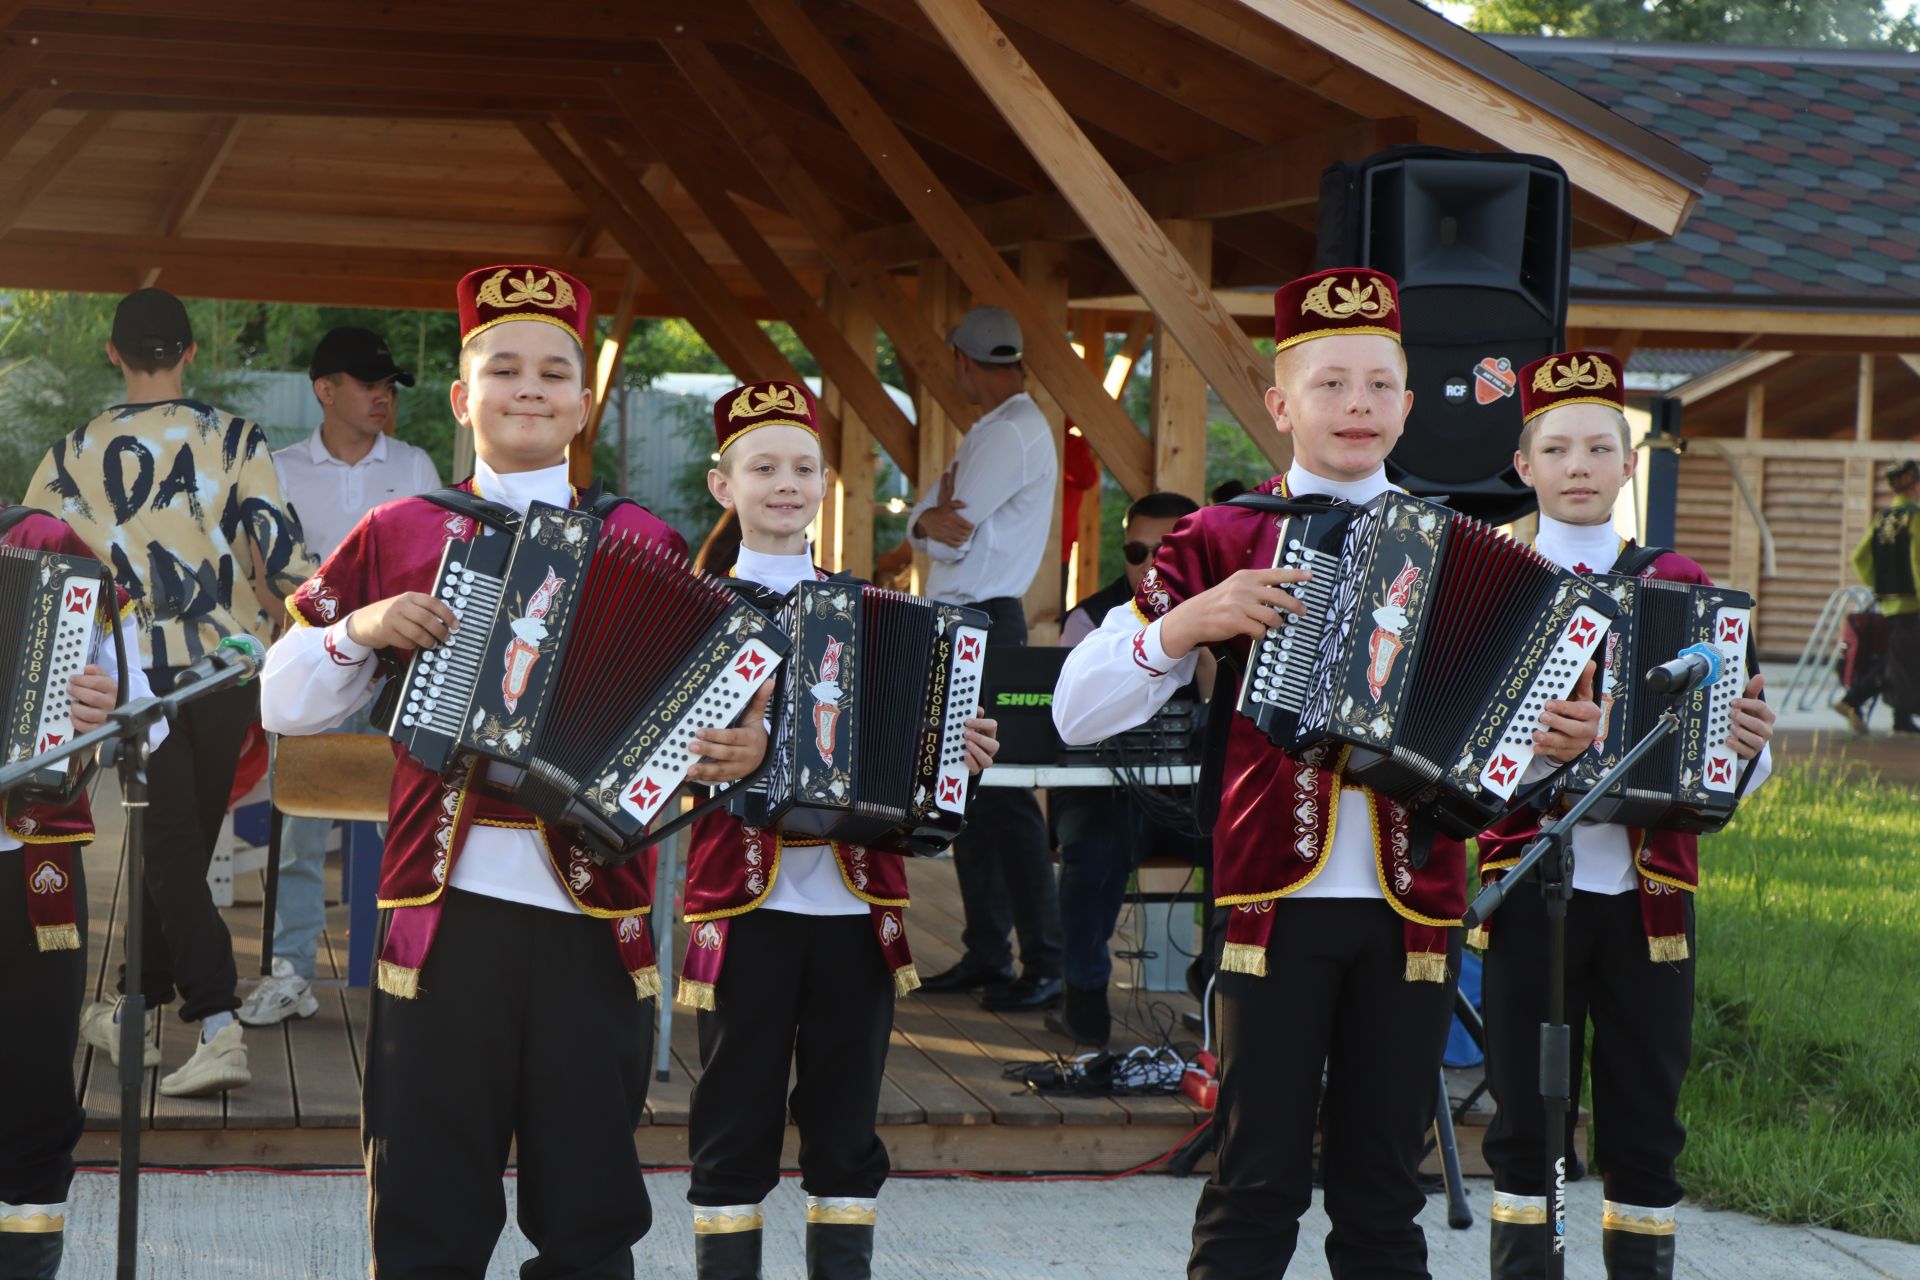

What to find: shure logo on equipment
left=996, top=692, right=1053, bottom=707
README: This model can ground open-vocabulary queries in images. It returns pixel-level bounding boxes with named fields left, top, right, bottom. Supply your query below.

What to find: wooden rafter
left=594, top=94, right=920, bottom=484
left=0, top=87, right=58, bottom=165
left=746, top=0, right=1155, bottom=495
left=658, top=38, right=978, bottom=442
left=0, top=108, right=108, bottom=235
left=142, top=114, right=241, bottom=287
left=907, top=0, right=1279, bottom=471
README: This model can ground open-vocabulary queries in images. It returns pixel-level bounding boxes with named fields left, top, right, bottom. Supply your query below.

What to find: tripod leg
left=1433, top=1068, right=1472, bottom=1229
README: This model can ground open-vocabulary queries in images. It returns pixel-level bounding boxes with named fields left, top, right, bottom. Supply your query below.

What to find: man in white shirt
left=907, top=307, right=1064, bottom=1010
left=243, top=328, right=440, bottom=1027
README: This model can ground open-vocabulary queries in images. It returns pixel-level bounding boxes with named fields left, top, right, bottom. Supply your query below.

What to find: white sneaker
left=238, top=958, right=321, bottom=1026
left=78, top=999, right=160, bottom=1069
left=158, top=1023, right=250, bottom=1097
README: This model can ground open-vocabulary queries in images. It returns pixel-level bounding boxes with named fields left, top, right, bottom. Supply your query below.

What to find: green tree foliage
left=1463, top=0, right=1920, bottom=48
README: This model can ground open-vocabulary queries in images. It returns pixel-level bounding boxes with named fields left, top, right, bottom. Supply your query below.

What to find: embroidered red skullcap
left=457, top=264, right=591, bottom=347
left=1272, top=267, right=1402, bottom=354
left=1518, top=350, right=1625, bottom=424
left=713, top=379, right=820, bottom=456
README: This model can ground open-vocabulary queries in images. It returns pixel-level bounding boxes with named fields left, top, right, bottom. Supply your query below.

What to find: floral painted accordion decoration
left=0, top=544, right=113, bottom=804
left=732, top=579, right=988, bottom=855
left=387, top=499, right=787, bottom=861
left=1565, top=575, right=1754, bottom=833
left=1236, top=491, right=1618, bottom=838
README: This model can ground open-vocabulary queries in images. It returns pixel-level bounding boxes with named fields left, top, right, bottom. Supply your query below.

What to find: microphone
left=1645, top=642, right=1722, bottom=696
left=171, top=633, right=268, bottom=690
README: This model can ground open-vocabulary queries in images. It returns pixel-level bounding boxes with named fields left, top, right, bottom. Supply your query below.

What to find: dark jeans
left=0, top=854, right=87, bottom=1207
left=948, top=595, right=1063, bottom=979
left=1847, top=611, right=1920, bottom=714
left=1053, top=788, right=1208, bottom=991
left=114, top=675, right=255, bottom=1022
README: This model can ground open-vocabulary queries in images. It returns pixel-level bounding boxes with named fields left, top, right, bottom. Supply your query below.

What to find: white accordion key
left=616, top=638, right=784, bottom=825
left=1700, top=605, right=1751, bottom=794
left=32, top=571, right=102, bottom=754
left=932, top=621, right=987, bottom=816
left=1476, top=603, right=1612, bottom=800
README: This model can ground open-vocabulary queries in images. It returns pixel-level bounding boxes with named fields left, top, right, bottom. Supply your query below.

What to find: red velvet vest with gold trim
left=1136, top=476, right=1464, bottom=982
left=3, top=510, right=129, bottom=952
left=1475, top=544, right=1713, bottom=963
left=284, top=481, right=685, bottom=996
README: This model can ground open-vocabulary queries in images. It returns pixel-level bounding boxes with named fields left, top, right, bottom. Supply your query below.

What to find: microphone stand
left=0, top=653, right=259, bottom=1280
left=1461, top=709, right=1681, bottom=1280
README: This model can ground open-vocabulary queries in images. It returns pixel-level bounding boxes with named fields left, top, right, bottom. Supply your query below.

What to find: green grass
left=1678, top=762, right=1920, bottom=1241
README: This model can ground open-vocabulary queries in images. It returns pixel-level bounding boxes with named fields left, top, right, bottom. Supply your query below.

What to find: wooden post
left=1728, top=451, right=1766, bottom=592
left=913, top=256, right=965, bottom=595
left=1150, top=219, right=1213, bottom=503
left=1021, top=240, right=1069, bottom=644
left=822, top=276, right=879, bottom=580
left=577, top=265, right=641, bottom=487
left=1744, top=382, right=1765, bottom=441
left=1073, top=312, right=1106, bottom=604
left=1857, top=354, right=1876, bottom=442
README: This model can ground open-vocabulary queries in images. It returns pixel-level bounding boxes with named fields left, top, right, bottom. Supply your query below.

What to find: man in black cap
left=26, top=286, right=316, bottom=1098
left=1837, top=458, right=1920, bottom=734
left=241, top=328, right=440, bottom=1027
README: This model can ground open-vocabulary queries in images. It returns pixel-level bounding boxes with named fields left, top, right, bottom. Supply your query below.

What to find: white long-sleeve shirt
left=3, top=609, right=162, bottom=853
left=259, top=458, right=582, bottom=914
left=1533, top=513, right=1773, bottom=895
left=1053, top=462, right=1394, bottom=899
left=730, top=545, right=866, bottom=917
left=905, top=391, right=1057, bottom=605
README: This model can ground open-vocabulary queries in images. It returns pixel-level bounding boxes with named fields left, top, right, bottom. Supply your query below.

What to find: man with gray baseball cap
left=908, top=306, right=1064, bottom=1010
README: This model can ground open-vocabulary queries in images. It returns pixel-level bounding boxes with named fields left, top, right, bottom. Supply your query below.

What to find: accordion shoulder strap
left=1224, top=493, right=1357, bottom=517
left=578, top=481, right=641, bottom=522
left=0, top=505, right=51, bottom=539
left=1611, top=542, right=1672, bottom=577
left=419, top=487, right=521, bottom=535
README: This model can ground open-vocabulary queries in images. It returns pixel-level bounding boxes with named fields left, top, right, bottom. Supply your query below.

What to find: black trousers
left=1847, top=611, right=1920, bottom=714
left=1190, top=900, right=1459, bottom=1280
left=948, top=595, right=1063, bottom=978
left=0, top=852, right=87, bottom=1208
left=363, top=890, right=654, bottom=1279
left=689, top=909, right=893, bottom=1207
left=1482, top=885, right=1694, bottom=1208
left=114, top=676, right=254, bottom=1021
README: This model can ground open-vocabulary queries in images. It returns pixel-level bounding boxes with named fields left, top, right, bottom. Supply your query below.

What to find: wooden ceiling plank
left=0, top=107, right=108, bottom=234
left=905, top=0, right=1280, bottom=473
left=595, top=92, right=919, bottom=484
left=20, top=1, right=755, bottom=44
left=751, top=0, right=1154, bottom=495
left=0, top=87, right=59, bottom=164
left=141, top=114, right=242, bottom=287
left=658, top=38, right=978, bottom=438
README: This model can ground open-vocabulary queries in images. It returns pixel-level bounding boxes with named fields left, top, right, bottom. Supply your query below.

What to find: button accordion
left=1236, top=492, right=1618, bottom=837
left=732, top=579, right=988, bottom=855
left=1566, top=576, right=1754, bottom=833
left=388, top=500, right=788, bottom=858
left=1, top=544, right=113, bottom=803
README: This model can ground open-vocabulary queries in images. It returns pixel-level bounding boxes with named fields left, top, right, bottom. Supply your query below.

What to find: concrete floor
left=55, top=1167, right=1920, bottom=1278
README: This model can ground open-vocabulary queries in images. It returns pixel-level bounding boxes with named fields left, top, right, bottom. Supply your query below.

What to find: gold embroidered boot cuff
left=1647, top=934, right=1690, bottom=963
left=676, top=978, right=716, bottom=1011
left=0, top=1202, right=67, bottom=1233
left=892, top=964, right=921, bottom=996
left=1220, top=942, right=1268, bottom=976
left=1603, top=1201, right=1677, bottom=1235
left=1490, top=1193, right=1548, bottom=1225
left=693, top=1206, right=764, bottom=1235
left=377, top=962, right=421, bottom=999
left=1405, top=951, right=1448, bottom=983
left=34, top=923, right=81, bottom=952
left=806, top=1197, right=878, bottom=1226
left=630, top=967, right=661, bottom=1001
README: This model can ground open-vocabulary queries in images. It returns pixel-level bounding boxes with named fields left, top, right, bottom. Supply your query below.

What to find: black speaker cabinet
left=1318, top=146, right=1571, bottom=525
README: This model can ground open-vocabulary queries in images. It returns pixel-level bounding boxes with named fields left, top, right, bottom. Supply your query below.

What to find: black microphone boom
left=1644, top=642, right=1721, bottom=696
left=171, top=633, right=267, bottom=689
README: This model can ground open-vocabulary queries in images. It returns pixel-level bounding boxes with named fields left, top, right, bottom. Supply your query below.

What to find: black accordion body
left=1567, top=575, right=1754, bottom=833
left=1237, top=492, right=1618, bottom=837
left=733, top=579, right=988, bottom=855
left=389, top=500, right=788, bottom=856
left=1, top=544, right=112, bottom=803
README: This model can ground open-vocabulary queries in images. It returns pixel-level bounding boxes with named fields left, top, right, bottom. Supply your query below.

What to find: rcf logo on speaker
left=1473, top=356, right=1518, bottom=404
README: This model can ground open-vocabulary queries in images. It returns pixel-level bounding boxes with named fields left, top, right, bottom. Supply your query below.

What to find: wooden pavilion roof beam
left=743, top=0, right=1156, bottom=494
left=16, top=2, right=758, bottom=46
left=520, top=116, right=843, bottom=464
left=141, top=114, right=241, bottom=288
left=591, top=94, right=921, bottom=483
left=0, top=108, right=107, bottom=235
left=657, top=38, right=979, bottom=447
left=900, top=0, right=1281, bottom=472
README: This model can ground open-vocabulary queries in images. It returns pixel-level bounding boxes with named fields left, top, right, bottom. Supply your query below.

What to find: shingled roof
left=1494, top=36, right=1920, bottom=308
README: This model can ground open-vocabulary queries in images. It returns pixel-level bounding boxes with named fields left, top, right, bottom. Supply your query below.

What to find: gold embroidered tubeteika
left=377, top=961, right=421, bottom=999
left=729, top=383, right=806, bottom=421
left=1220, top=942, right=1269, bottom=976
left=1300, top=275, right=1395, bottom=321
left=1532, top=355, right=1618, bottom=394
left=475, top=267, right=575, bottom=311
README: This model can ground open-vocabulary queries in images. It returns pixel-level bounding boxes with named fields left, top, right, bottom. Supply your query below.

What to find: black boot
left=1489, top=1194, right=1548, bottom=1279
left=693, top=1207, right=763, bottom=1280
left=1602, top=1202, right=1676, bottom=1280
left=805, top=1221, right=875, bottom=1280
left=0, top=1229, right=64, bottom=1280
left=1043, top=982, right=1111, bottom=1048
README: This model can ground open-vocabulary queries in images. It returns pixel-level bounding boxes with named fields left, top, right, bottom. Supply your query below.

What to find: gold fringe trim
left=807, top=1205, right=878, bottom=1226
left=377, top=961, right=420, bottom=1000
left=630, top=967, right=661, bottom=1001
left=1603, top=1209, right=1677, bottom=1237
left=1405, top=951, right=1448, bottom=983
left=34, top=923, right=81, bottom=952
left=692, top=1211, right=763, bottom=1235
left=1220, top=942, right=1268, bottom=977
left=1464, top=926, right=1490, bottom=953
left=1647, top=934, right=1690, bottom=963
left=892, top=964, right=921, bottom=996
left=1490, top=1203, right=1548, bottom=1226
left=0, top=1211, right=65, bottom=1234
left=676, top=978, right=716, bottom=1011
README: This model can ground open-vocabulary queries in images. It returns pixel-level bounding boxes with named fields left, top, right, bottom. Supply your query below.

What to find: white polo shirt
left=273, top=429, right=442, bottom=560
left=905, top=391, right=1058, bottom=605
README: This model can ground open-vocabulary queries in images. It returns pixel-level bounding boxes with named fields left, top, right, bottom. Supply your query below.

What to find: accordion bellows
left=1238, top=492, right=1618, bottom=838
left=0, top=544, right=109, bottom=803
left=734, top=580, right=988, bottom=855
left=389, top=501, right=788, bottom=859
left=1567, top=575, right=1754, bottom=833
